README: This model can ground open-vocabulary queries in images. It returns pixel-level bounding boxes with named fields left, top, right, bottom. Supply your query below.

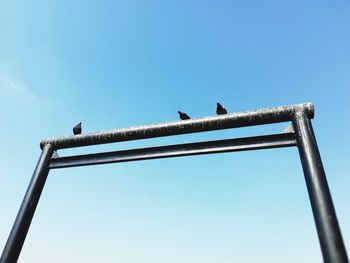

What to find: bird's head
left=217, top=102, right=221, bottom=107
left=177, top=111, right=181, bottom=114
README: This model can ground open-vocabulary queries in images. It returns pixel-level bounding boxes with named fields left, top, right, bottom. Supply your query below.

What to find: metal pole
left=292, top=111, right=348, bottom=263
left=0, top=144, right=54, bottom=263
left=49, top=133, right=296, bottom=169
left=40, top=103, right=314, bottom=149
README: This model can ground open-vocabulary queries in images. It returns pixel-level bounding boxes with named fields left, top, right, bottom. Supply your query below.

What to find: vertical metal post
left=293, top=111, right=348, bottom=263
left=0, top=144, right=54, bottom=263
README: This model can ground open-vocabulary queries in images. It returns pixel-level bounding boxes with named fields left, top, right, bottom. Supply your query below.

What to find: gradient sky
left=1, top=1, right=349, bottom=262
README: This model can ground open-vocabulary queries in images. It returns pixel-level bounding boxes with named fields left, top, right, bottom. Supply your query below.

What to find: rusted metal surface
left=40, top=103, right=314, bottom=149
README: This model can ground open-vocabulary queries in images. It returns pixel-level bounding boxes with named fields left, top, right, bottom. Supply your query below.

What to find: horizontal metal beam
left=49, top=133, right=296, bottom=169
left=41, top=103, right=313, bottom=150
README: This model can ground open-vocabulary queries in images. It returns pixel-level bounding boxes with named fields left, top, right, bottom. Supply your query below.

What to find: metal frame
left=1, top=103, right=348, bottom=263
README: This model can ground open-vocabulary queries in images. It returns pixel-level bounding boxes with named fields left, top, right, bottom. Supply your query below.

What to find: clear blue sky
left=1, top=1, right=349, bottom=262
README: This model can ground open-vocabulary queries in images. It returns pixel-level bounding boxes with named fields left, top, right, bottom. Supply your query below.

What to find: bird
left=178, top=111, right=190, bottom=120
left=216, top=102, right=227, bottom=115
left=73, top=122, right=82, bottom=135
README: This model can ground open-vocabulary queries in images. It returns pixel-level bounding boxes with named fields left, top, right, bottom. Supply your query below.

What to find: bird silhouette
left=73, top=122, right=82, bottom=135
left=216, top=102, right=227, bottom=115
left=178, top=111, right=190, bottom=120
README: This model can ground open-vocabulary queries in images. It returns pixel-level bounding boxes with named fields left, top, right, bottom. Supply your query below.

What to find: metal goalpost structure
left=0, top=103, right=348, bottom=263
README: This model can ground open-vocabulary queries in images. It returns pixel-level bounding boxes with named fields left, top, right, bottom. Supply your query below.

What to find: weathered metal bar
left=292, top=111, right=348, bottom=263
left=40, top=103, right=313, bottom=150
left=0, top=144, right=54, bottom=263
left=49, top=133, right=296, bottom=169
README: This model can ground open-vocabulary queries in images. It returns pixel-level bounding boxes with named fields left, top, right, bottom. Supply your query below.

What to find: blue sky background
left=1, top=0, right=349, bottom=262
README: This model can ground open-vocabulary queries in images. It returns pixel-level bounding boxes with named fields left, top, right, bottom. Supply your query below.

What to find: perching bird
left=73, top=122, right=82, bottom=135
left=216, top=102, right=227, bottom=115
left=178, top=111, right=190, bottom=120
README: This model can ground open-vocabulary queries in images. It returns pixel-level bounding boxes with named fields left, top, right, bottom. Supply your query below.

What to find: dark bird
left=73, top=122, right=82, bottom=135
left=178, top=111, right=190, bottom=120
left=216, top=102, right=227, bottom=115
